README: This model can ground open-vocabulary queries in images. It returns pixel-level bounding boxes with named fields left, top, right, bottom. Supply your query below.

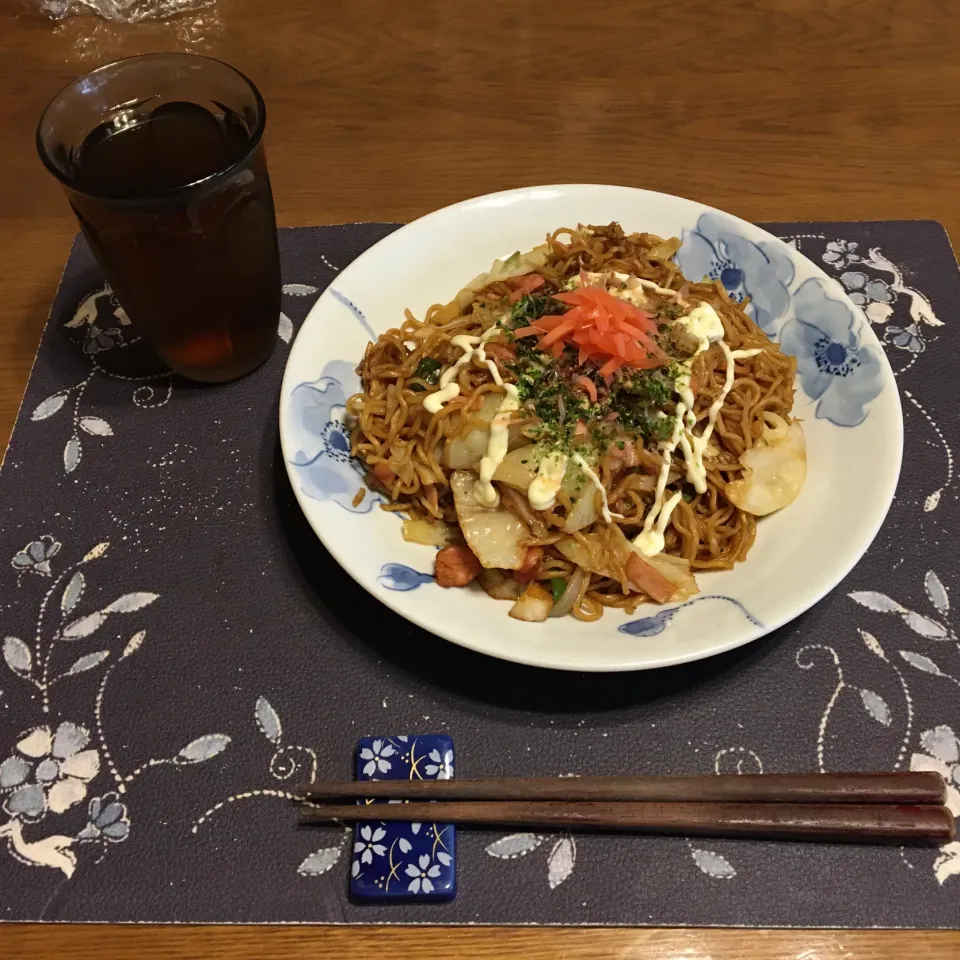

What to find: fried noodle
left=347, top=223, right=797, bottom=619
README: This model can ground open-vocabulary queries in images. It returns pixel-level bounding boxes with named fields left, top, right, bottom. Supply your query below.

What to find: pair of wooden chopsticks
left=299, top=772, right=955, bottom=846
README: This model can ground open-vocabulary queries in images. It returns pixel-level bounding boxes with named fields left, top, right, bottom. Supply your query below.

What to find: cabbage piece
left=478, top=568, right=524, bottom=601
left=646, top=236, right=682, bottom=261
left=644, top=553, right=699, bottom=602
left=726, top=421, right=806, bottom=516
left=464, top=245, right=550, bottom=294
left=444, top=393, right=526, bottom=469
left=492, top=452, right=600, bottom=533
left=450, top=470, right=528, bottom=569
left=402, top=518, right=460, bottom=547
left=508, top=582, right=552, bottom=622
left=557, top=526, right=697, bottom=602
left=562, top=466, right=599, bottom=533
left=563, top=493, right=597, bottom=534
left=489, top=444, right=538, bottom=491
left=443, top=245, right=551, bottom=315
left=555, top=526, right=631, bottom=580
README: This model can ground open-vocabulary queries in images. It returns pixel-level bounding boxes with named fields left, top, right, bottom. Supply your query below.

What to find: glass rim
left=35, top=52, right=268, bottom=202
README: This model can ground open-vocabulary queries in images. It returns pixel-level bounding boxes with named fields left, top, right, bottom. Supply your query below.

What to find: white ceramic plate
left=279, top=185, right=902, bottom=672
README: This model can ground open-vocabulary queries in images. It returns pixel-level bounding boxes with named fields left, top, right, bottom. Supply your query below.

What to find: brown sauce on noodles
left=347, top=223, right=797, bottom=616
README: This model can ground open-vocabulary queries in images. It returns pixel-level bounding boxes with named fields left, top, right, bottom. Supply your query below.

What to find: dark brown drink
left=37, top=55, right=281, bottom=383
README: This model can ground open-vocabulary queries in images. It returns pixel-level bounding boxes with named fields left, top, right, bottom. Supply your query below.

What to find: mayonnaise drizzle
left=576, top=271, right=690, bottom=307
left=418, top=282, right=766, bottom=555
left=473, top=356, right=520, bottom=508
left=422, top=327, right=500, bottom=415
left=572, top=453, right=622, bottom=523
left=623, top=275, right=690, bottom=305
left=634, top=304, right=764, bottom=556
left=419, top=326, right=518, bottom=507
left=634, top=411, right=685, bottom=557
left=528, top=452, right=568, bottom=511
left=673, top=302, right=724, bottom=430
left=422, top=381, right=460, bottom=414
left=682, top=342, right=764, bottom=493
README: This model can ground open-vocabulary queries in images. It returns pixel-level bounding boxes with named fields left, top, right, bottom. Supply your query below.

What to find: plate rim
left=279, top=184, right=904, bottom=672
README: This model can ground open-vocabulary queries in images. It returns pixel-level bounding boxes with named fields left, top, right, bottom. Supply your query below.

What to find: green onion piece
left=550, top=578, right=566, bottom=603
left=414, top=357, right=442, bottom=385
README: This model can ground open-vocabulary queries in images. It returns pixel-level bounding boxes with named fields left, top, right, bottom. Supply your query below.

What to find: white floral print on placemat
left=192, top=695, right=350, bottom=880
left=796, top=570, right=960, bottom=883
left=34, top=281, right=318, bottom=475
left=486, top=832, right=578, bottom=890
left=819, top=240, right=942, bottom=326
left=485, top=748, right=757, bottom=889
left=902, top=389, right=955, bottom=513
left=0, top=537, right=230, bottom=879
left=194, top=722, right=456, bottom=890
left=782, top=232, right=953, bottom=513
left=33, top=288, right=172, bottom=475
left=817, top=239, right=944, bottom=372
left=784, top=235, right=944, bottom=371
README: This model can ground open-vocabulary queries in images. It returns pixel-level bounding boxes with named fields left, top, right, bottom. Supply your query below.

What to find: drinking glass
left=37, top=53, right=281, bottom=383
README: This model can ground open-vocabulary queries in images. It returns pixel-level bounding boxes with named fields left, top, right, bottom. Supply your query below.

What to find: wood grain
left=1, top=0, right=959, bottom=956
left=299, top=771, right=948, bottom=804
left=2, top=926, right=960, bottom=960
left=302, top=800, right=957, bottom=843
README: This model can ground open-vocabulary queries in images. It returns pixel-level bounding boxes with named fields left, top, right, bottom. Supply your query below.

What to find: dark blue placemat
left=0, top=220, right=958, bottom=927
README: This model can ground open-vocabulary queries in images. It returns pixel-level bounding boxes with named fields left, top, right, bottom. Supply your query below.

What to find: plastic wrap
left=40, top=0, right=214, bottom=23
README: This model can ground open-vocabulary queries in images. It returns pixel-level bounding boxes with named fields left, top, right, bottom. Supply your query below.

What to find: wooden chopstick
left=298, top=772, right=946, bottom=806
left=300, top=800, right=955, bottom=846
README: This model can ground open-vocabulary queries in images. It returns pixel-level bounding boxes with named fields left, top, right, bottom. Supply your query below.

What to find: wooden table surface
left=2, top=0, right=958, bottom=956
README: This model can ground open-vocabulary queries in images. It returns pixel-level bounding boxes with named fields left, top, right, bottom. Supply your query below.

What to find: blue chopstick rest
left=350, top=734, right=456, bottom=902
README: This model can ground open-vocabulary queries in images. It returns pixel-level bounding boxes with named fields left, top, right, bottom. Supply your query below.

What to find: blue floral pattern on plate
left=351, top=735, right=455, bottom=902
left=620, top=595, right=762, bottom=637
left=378, top=564, right=433, bottom=591
left=290, top=215, right=886, bottom=525
left=780, top=278, right=884, bottom=427
left=290, top=216, right=888, bottom=522
left=677, top=212, right=884, bottom=425
left=676, top=213, right=795, bottom=336
left=285, top=360, right=382, bottom=512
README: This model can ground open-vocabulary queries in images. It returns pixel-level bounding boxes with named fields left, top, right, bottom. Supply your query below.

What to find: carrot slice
left=372, top=462, right=396, bottom=486
left=540, top=316, right=579, bottom=348
left=520, top=280, right=670, bottom=375
left=530, top=315, right=567, bottom=332
left=575, top=375, right=598, bottom=403
left=507, top=274, right=546, bottom=302
left=631, top=356, right=667, bottom=370
left=599, top=356, right=621, bottom=378
left=524, top=274, right=546, bottom=291
left=511, top=326, right=541, bottom=338
left=618, top=321, right=652, bottom=340
left=626, top=553, right=676, bottom=603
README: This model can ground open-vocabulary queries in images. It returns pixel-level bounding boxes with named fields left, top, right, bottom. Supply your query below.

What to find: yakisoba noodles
left=347, top=223, right=806, bottom=623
